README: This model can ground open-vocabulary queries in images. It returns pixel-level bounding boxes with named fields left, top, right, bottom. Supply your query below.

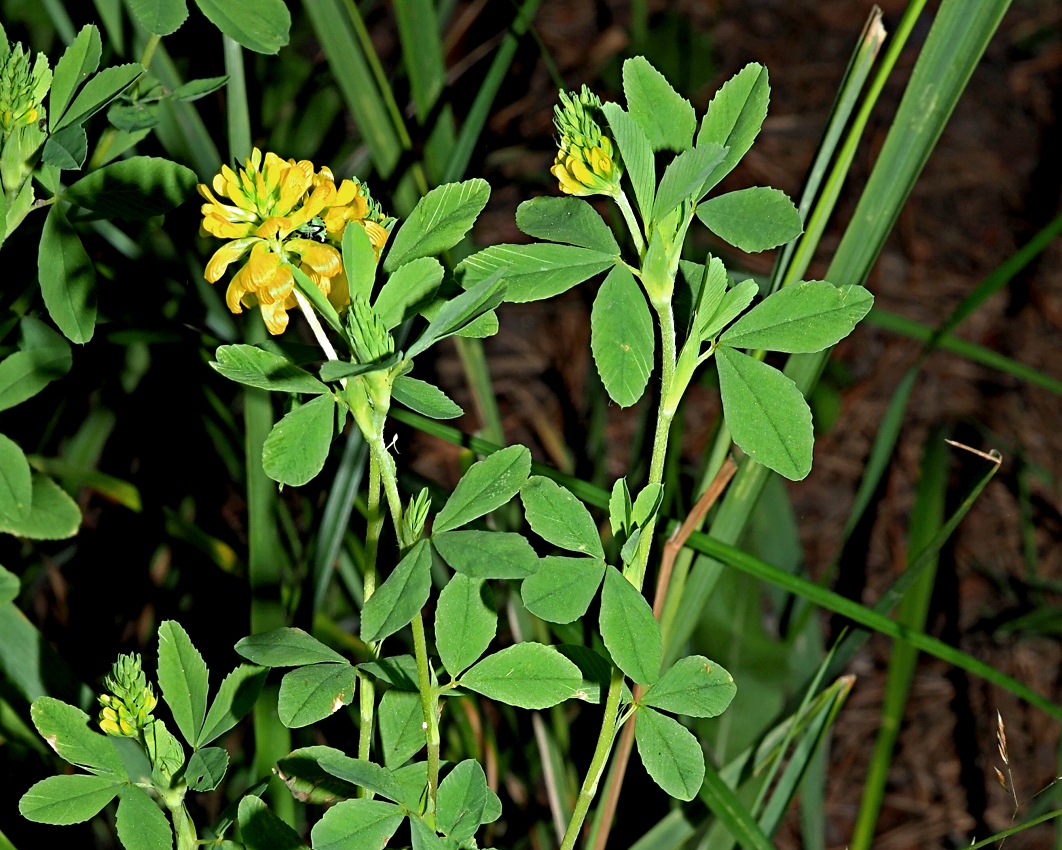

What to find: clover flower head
left=551, top=85, right=622, bottom=198
left=98, top=653, right=157, bottom=738
left=198, top=149, right=391, bottom=334
left=0, top=41, right=50, bottom=138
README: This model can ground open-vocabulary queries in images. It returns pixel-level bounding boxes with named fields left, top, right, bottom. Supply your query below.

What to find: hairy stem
left=168, top=801, right=197, bottom=850
left=412, top=611, right=441, bottom=820
left=559, top=668, right=625, bottom=850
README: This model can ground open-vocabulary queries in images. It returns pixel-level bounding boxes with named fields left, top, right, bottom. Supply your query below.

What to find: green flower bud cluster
left=346, top=296, right=394, bottom=365
left=0, top=41, right=50, bottom=137
left=401, top=488, right=431, bottom=543
left=551, top=85, right=622, bottom=198
left=98, top=653, right=158, bottom=738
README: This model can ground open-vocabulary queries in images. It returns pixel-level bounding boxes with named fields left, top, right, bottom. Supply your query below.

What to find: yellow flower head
left=0, top=41, right=50, bottom=137
left=550, top=85, right=622, bottom=198
left=98, top=653, right=157, bottom=738
left=199, top=149, right=392, bottom=334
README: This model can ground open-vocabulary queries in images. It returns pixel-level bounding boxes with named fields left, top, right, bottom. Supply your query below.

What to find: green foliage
left=641, top=655, right=736, bottom=717
left=63, top=157, right=198, bottom=220
left=622, top=56, right=696, bottom=152
left=261, top=395, right=335, bottom=487
left=634, top=707, right=704, bottom=801
left=432, top=445, right=530, bottom=533
left=599, top=567, right=661, bottom=685
left=435, top=574, right=496, bottom=677
left=457, top=243, right=616, bottom=303
left=383, top=179, right=490, bottom=272
left=391, top=376, right=462, bottom=420
left=460, top=643, right=581, bottom=709
left=360, top=539, right=433, bottom=642
left=38, top=205, right=96, bottom=344
left=696, top=186, right=801, bottom=253
left=432, top=530, right=539, bottom=579
left=185, top=747, right=228, bottom=792
left=277, top=663, right=356, bottom=727
left=211, top=345, right=328, bottom=394
left=516, top=196, right=620, bottom=253
left=521, top=556, right=605, bottom=624
left=19, top=774, right=121, bottom=825
left=156, top=621, right=209, bottom=746
left=591, top=265, right=654, bottom=407
left=235, top=627, right=346, bottom=667
left=521, top=475, right=605, bottom=559
left=115, top=784, right=173, bottom=850
left=436, top=760, right=489, bottom=842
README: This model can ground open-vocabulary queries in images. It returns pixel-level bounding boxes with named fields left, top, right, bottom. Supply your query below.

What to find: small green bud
left=98, top=653, right=157, bottom=738
left=346, top=295, right=394, bottom=365
left=401, top=488, right=431, bottom=542
left=0, top=41, right=50, bottom=137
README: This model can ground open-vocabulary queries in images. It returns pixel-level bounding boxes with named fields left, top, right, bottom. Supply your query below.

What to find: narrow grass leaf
left=591, top=265, right=654, bottom=407
left=461, top=643, right=581, bottom=709
left=600, top=566, right=661, bottom=685
left=360, top=539, right=433, bottom=642
left=698, top=762, right=776, bottom=850
left=433, top=445, right=531, bottom=533
left=516, top=196, right=620, bottom=254
left=634, top=707, right=704, bottom=801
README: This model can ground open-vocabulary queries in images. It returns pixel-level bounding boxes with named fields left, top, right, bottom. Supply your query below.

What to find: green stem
left=615, top=190, right=646, bottom=258
left=629, top=299, right=678, bottom=589
left=357, top=451, right=384, bottom=780
left=559, top=669, right=625, bottom=850
left=168, top=801, right=196, bottom=850
left=412, top=610, right=441, bottom=821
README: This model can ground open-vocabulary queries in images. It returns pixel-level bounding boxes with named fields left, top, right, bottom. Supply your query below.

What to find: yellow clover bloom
left=98, top=653, right=157, bottom=738
left=199, top=149, right=390, bottom=334
left=550, top=85, right=622, bottom=198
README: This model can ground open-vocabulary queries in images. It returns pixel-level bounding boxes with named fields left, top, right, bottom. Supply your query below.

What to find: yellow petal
left=260, top=300, right=290, bottom=335
left=288, top=240, right=341, bottom=276
left=205, top=238, right=257, bottom=282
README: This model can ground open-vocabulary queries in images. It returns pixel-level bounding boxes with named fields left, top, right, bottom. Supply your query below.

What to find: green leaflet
left=641, top=655, right=736, bottom=718
left=378, top=690, right=424, bottom=768
left=435, top=574, right=497, bottom=677
left=634, top=706, right=704, bottom=801
left=211, top=345, right=328, bottom=394
left=343, top=221, right=377, bottom=302
left=374, top=257, right=444, bottom=330
left=384, top=179, right=490, bottom=272
left=599, top=566, right=661, bottom=685
left=360, top=539, right=433, bottom=642
left=261, top=395, right=335, bottom=487
left=697, top=279, right=758, bottom=342
left=391, top=375, right=463, bottom=420
left=115, top=784, right=173, bottom=850
left=30, top=698, right=126, bottom=777
left=460, top=643, right=581, bottom=709
left=52, top=63, right=143, bottom=132
left=602, top=102, right=655, bottom=222
left=591, top=265, right=654, bottom=408
left=238, top=794, right=306, bottom=849
left=38, top=204, right=96, bottom=344
left=457, top=243, right=616, bottom=304
left=521, top=556, right=605, bottom=625
left=235, top=627, right=346, bottom=667
left=436, top=760, right=489, bottom=842
left=275, top=746, right=361, bottom=805
left=315, top=750, right=404, bottom=802
left=696, top=187, right=801, bottom=254
left=278, top=663, right=357, bottom=728
left=0, top=320, right=72, bottom=413
left=715, top=347, right=813, bottom=481
left=311, top=799, right=405, bottom=850
left=50, top=26, right=102, bottom=125
left=521, top=475, right=605, bottom=559
left=0, top=433, right=31, bottom=522
left=405, top=274, right=506, bottom=358
left=432, top=445, right=531, bottom=533
left=19, top=774, right=120, bottom=825
left=193, top=0, right=291, bottom=54
left=0, top=564, right=19, bottom=604
left=696, top=62, right=770, bottom=194
left=185, top=746, right=228, bottom=792
left=432, top=530, right=539, bottom=580
left=64, top=156, right=198, bottom=220
left=652, top=143, right=727, bottom=222
left=156, top=621, right=209, bottom=746
left=516, top=196, right=620, bottom=254
left=127, top=0, right=189, bottom=36
left=0, top=474, right=81, bottom=540
left=718, top=281, right=874, bottom=353
left=622, top=56, right=696, bottom=152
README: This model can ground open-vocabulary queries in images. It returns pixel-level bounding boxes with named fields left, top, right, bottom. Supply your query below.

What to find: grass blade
left=223, top=36, right=251, bottom=161
left=699, top=763, right=777, bottom=850
left=393, top=0, right=445, bottom=123
left=849, top=429, right=948, bottom=850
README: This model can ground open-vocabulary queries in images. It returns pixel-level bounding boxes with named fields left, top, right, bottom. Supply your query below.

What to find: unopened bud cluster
left=0, top=42, right=50, bottom=137
left=551, top=85, right=622, bottom=198
left=98, top=653, right=158, bottom=737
